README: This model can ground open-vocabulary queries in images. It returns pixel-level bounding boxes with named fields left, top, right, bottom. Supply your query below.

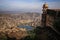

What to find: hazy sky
left=0, top=0, right=60, bottom=13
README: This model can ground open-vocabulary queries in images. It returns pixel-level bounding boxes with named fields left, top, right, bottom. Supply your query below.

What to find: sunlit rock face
left=0, top=27, right=27, bottom=39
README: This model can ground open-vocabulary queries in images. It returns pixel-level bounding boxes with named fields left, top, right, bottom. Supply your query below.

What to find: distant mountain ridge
left=0, top=11, right=41, bottom=14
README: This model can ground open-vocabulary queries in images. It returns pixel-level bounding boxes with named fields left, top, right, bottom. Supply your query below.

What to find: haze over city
left=0, top=0, right=60, bottom=13
left=0, top=0, right=60, bottom=40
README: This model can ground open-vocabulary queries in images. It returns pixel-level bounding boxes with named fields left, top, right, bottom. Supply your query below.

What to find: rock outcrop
left=0, top=27, right=27, bottom=40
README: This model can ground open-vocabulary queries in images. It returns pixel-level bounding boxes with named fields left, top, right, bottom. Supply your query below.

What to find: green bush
left=0, top=33, right=7, bottom=40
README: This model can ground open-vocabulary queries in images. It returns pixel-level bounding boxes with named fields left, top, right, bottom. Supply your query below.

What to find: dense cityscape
left=0, top=0, right=60, bottom=40
left=0, top=13, right=41, bottom=28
